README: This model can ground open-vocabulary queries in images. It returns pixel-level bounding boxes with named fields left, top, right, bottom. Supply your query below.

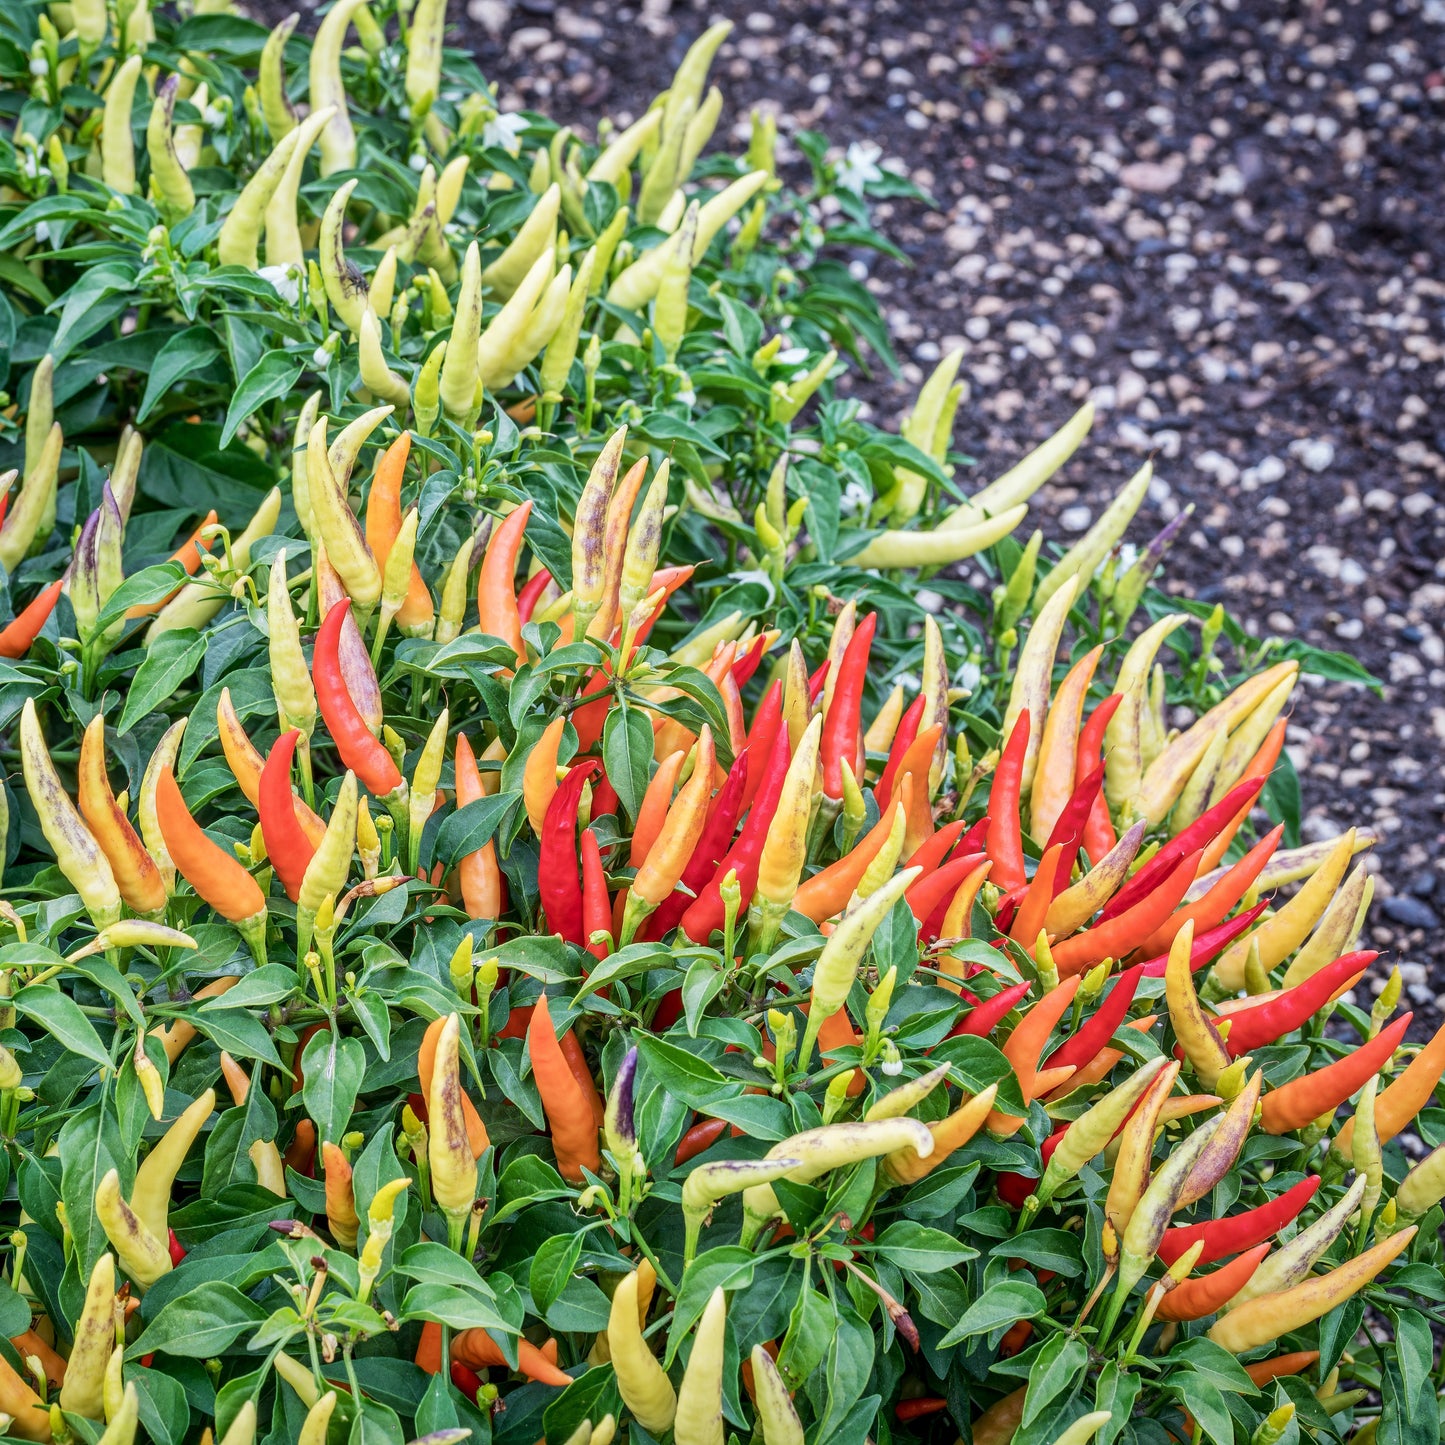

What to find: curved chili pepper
left=155, top=768, right=265, bottom=924
left=528, top=992, right=601, bottom=1182
left=1136, top=898, right=1270, bottom=978
left=906, top=852, right=986, bottom=942
left=476, top=499, right=532, bottom=668
left=1139, top=824, right=1282, bottom=957
left=516, top=567, right=554, bottom=624
left=1155, top=1242, right=1271, bottom=1322
left=794, top=800, right=905, bottom=924
left=1043, top=763, right=1103, bottom=897
left=1198, top=718, right=1287, bottom=873
left=315, top=600, right=403, bottom=796
left=904, top=817, right=967, bottom=876
left=947, top=979, right=1031, bottom=1039
left=1260, top=1012, right=1412, bottom=1135
left=645, top=747, right=748, bottom=939
left=806, top=660, right=830, bottom=704
left=1159, top=1175, right=1322, bottom=1267
left=1221, top=951, right=1376, bottom=1058
left=259, top=729, right=317, bottom=903
left=363, top=432, right=432, bottom=633
left=454, top=733, right=503, bottom=921
left=630, top=751, right=685, bottom=868
left=675, top=1117, right=729, bottom=1165
left=1048, top=850, right=1202, bottom=977
left=539, top=761, right=599, bottom=944
left=1077, top=693, right=1122, bottom=862
left=739, top=680, right=783, bottom=813
left=0, top=578, right=62, bottom=658
left=820, top=612, right=876, bottom=801
left=732, top=633, right=768, bottom=691
left=1335, top=1017, right=1445, bottom=1160
left=680, top=729, right=791, bottom=943
left=1045, top=967, right=1141, bottom=1073
left=1008, top=843, right=1066, bottom=948
left=1101, top=777, right=1265, bottom=924
left=984, top=711, right=1030, bottom=893
left=876, top=693, right=925, bottom=811
left=580, top=828, right=612, bottom=959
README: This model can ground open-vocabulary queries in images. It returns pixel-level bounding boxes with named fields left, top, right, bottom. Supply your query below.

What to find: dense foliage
left=0, top=4, right=1432, bottom=1445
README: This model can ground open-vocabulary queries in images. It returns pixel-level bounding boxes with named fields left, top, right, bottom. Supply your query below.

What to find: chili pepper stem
left=618, top=892, right=654, bottom=949
left=1013, top=1196, right=1041, bottom=1235
left=238, top=911, right=268, bottom=967
left=1122, top=1280, right=1168, bottom=1361
left=297, top=736, right=316, bottom=811
left=381, top=784, right=411, bottom=861
left=746, top=897, right=788, bottom=960
left=446, top=1206, right=468, bottom=1253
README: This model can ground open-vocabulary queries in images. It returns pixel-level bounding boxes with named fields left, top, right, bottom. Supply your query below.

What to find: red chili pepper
left=895, top=1399, right=949, bottom=1424
left=1155, top=1242, right=1271, bottom=1322
left=904, top=818, right=967, bottom=876
left=1158, top=1175, right=1321, bottom=1266
left=0, top=579, right=62, bottom=659
left=997, top=1125, right=1065, bottom=1209
left=957, top=815, right=990, bottom=855
left=680, top=729, right=791, bottom=943
left=876, top=694, right=925, bottom=812
left=948, top=979, right=1032, bottom=1039
left=732, top=634, right=768, bottom=691
left=1136, top=899, right=1270, bottom=978
left=580, top=827, right=612, bottom=960
left=807, top=660, right=830, bottom=704
left=1221, top=951, right=1377, bottom=1058
left=906, top=852, right=986, bottom=942
left=516, top=566, right=553, bottom=623
left=645, top=748, right=749, bottom=940
left=675, top=1116, right=729, bottom=1165
left=1100, top=777, right=1265, bottom=924
left=1077, top=694, right=1122, bottom=862
left=1048, top=850, right=1202, bottom=977
left=1044, top=967, right=1142, bottom=1073
left=739, top=680, right=783, bottom=813
left=258, top=729, right=317, bottom=902
left=450, top=1361, right=484, bottom=1402
left=590, top=769, right=619, bottom=820
left=985, top=711, right=1031, bottom=894
left=167, top=1228, right=186, bottom=1266
left=538, top=760, right=599, bottom=944
left=315, top=601, right=403, bottom=795
left=1043, top=763, right=1103, bottom=898
left=1260, top=1012, right=1412, bottom=1135
left=820, top=613, right=876, bottom=800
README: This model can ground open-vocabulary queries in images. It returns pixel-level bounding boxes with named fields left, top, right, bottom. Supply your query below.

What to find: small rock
left=1292, top=438, right=1336, bottom=472
left=1306, top=222, right=1335, bottom=256
left=1119, top=158, right=1183, bottom=193
left=1107, top=1, right=1139, bottom=22
left=1382, top=896, right=1440, bottom=931
left=1408, top=871, right=1438, bottom=900
left=1060, top=505, right=1093, bottom=532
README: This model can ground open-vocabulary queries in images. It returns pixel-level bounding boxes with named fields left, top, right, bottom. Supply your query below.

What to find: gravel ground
left=444, top=0, right=1445, bottom=991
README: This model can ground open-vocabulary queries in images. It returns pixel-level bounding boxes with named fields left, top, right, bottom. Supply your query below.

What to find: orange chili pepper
left=588, top=455, right=649, bottom=641
left=1244, top=1352, right=1319, bottom=1388
left=155, top=767, right=266, bottom=926
left=631, top=727, right=715, bottom=911
left=125, top=511, right=217, bottom=618
left=1198, top=719, right=1286, bottom=874
left=418, top=1015, right=489, bottom=1157
left=1030, top=645, right=1103, bottom=840
left=894, top=722, right=943, bottom=855
left=0, top=578, right=62, bottom=657
left=1333, top=1017, right=1445, bottom=1159
left=523, top=717, right=567, bottom=836
left=1260, top=1012, right=1412, bottom=1135
left=453, top=733, right=504, bottom=922
left=527, top=992, right=601, bottom=1182
left=450, top=1327, right=572, bottom=1387
left=477, top=500, right=532, bottom=669
left=321, top=1141, right=360, bottom=1248
left=987, top=974, right=1081, bottom=1135
left=363, top=432, right=434, bottom=633
left=77, top=715, right=167, bottom=915
left=559, top=1028, right=605, bottom=1127
left=1008, top=842, right=1065, bottom=947
left=793, top=801, right=905, bottom=924
left=1155, top=1241, right=1271, bottom=1321
left=629, top=750, right=685, bottom=868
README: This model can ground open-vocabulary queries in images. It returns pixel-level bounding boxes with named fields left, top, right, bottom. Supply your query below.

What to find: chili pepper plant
left=0, top=3, right=1430, bottom=1445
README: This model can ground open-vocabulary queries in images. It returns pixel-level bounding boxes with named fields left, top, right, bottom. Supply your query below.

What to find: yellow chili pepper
left=404, top=0, right=445, bottom=119
left=1000, top=576, right=1078, bottom=795
left=1103, top=612, right=1189, bottom=818
left=866, top=1061, right=951, bottom=1122
left=570, top=427, right=628, bottom=638
left=268, top=549, right=316, bottom=746
left=58, top=1251, right=115, bottom=1420
left=298, top=771, right=357, bottom=957
left=881, top=347, right=965, bottom=523
left=98, top=1381, right=140, bottom=1445
left=0, top=422, right=61, bottom=572
left=406, top=709, right=448, bottom=866
left=680, top=1155, right=801, bottom=1265
left=216, top=125, right=305, bottom=269
left=319, top=180, right=370, bottom=335
left=297, top=1391, right=337, bottom=1445
left=258, top=15, right=297, bottom=138
left=674, top=1287, right=726, bottom=1445
left=357, top=1177, right=410, bottom=1299
left=441, top=242, right=484, bottom=424
left=427, top=1013, right=479, bottom=1243
left=434, top=532, right=475, bottom=646
left=146, top=75, right=193, bottom=222
left=539, top=250, right=596, bottom=406
left=748, top=714, right=822, bottom=953
left=248, top=1140, right=286, bottom=1196
left=1035, top=461, right=1152, bottom=613
left=608, top=1268, right=676, bottom=1433
left=1166, top=921, right=1230, bottom=1088
left=101, top=54, right=142, bottom=195
left=750, top=1345, right=803, bottom=1445
left=309, top=0, right=365, bottom=174
left=1226, top=1176, right=1365, bottom=1309
left=844, top=503, right=1029, bottom=572
left=307, top=419, right=381, bottom=610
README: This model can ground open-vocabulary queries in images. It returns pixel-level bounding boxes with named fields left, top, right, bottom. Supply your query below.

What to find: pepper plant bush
left=0, top=4, right=1434, bottom=1445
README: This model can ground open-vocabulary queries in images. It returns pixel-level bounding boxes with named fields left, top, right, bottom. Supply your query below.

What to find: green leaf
left=665, top=1247, right=757, bottom=1365
left=127, top=1281, right=268, bottom=1358
left=14, top=984, right=110, bottom=1066
left=936, top=1279, right=1046, bottom=1348
left=1020, top=1333, right=1088, bottom=1429
left=431, top=792, right=521, bottom=870
left=601, top=703, right=652, bottom=824
left=776, top=1281, right=832, bottom=1390
left=120, top=629, right=208, bottom=733
left=220, top=350, right=305, bottom=448
left=1169, top=1374, right=1231, bottom=1445
left=873, top=1219, right=976, bottom=1271
left=92, top=562, right=190, bottom=638
left=529, top=1231, right=585, bottom=1316
left=137, top=327, right=224, bottom=423
left=301, top=1029, right=366, bottom=1144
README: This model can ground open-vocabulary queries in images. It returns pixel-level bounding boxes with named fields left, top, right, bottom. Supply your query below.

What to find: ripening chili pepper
left=904, top=817, right=968, bottom=876
left=1260, top=1011, right=1411, bottom=1135
left=1245, top=1353, right=1320, bottom=1389
left=1157, top=1175, right=1321, bottom=1267
left=59, top=1251, right=115, bottom=1420
left=0, top=578, right=61, bottom=658
left=1175, top=1068, right=1262, bottom=1208
left=876, top=693, right=925, bottom=810
left=1102, top=777, right=1265, bottom=925
left=1198, top=718, right=1287, bottom=874
left=1221, top=951, right=1375, bottom=1058
left=681, top=726, right=792, bottom=943
left=1207, top=1227, right=1416, bottom=1353
left=1228, top=1177, right=1365, bottom=1309
left=1333, top=1016, right=1445, bottom=1160
left=539, top=762, right=600, bottom=944
left=676, top=1117, right=729, bottom=1165
left=1030, top=644, right=1104, bottom=840
left=1008, top=843, right=1066, bottom=948
left=1103, top=1058, right=1180, bottom=1241
left=77, top=715, right=167, bottom=916
left=794, top=801, right=905, bottom=924
left=418, top=1016, right=488, bottom=1157
left=523, top=716, right=569, bottom=838
left=984, top=711, right=1030, bottom=893
left=454, top=733, right=504, bottom=921
left=733, top=633, right=768, bottom=690
left=675, top=1287, right=726, bottom=1445
left=627, top=728, right=717, bottom=935
left=259, top=730, right=317, bottom=903
left=321, top=1141, right=359, bottom=1248
left=446, top=1327, right=573, bottom=1386
left=987, top=974, right=1082, bottom=1134
left=0, top=1352, right=48, bottom=1442
left=1135, top=898, right=1270, bottom=978
left=1050, top=850, right=1202, bottom=978
left=529, top=993, right=601, bottom=1182
left=315, top=601, right=404, bottom=797
left=609, top=1268, right=676, bottom=1433
left=906, top=852, right=986, bottom=943
left=1042, top=763, right=1104, bottom=895
left=427, top=1014, right=480, bottom=1239
left=516, top=566, right=554, bottom=624
left=893, top=723, right=944, bottom=855
left=156, top=767, right=266, bottom=928
left=646, top=747, right=747, bottom=939
left=363, top=431, right=433, bottom=635
left=820, top=612, right=876, bottom=801
left=949, top=979, right=1032, bottom=1038
left=936, top=857, right=993, bottom=950
left=1166, top=921, right=1231, bottom=1089
left=1045, top=967, right=1141, bottom=1073
left=631, top=751, right=686, bottom=867
left=1077, top=693, right=1123, bottom=861
left=477, top=500, right=533, bottom=669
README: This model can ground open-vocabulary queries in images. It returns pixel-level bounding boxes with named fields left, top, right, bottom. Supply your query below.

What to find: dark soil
left=282, top=0, right=1445, bottom=987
